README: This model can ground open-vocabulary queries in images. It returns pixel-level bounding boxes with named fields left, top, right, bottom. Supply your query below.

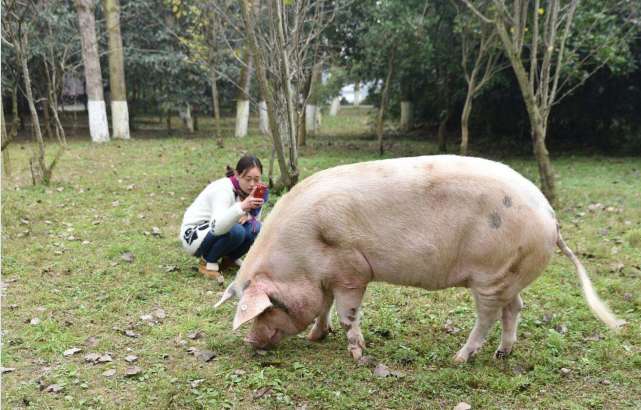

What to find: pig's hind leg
left=333, top=287, right=367, bottom=360
left=308, top=290, right=334, bottom=341
left=495, top=294, right=523, bottom=359
left=453, top=291, right=503, bottom=363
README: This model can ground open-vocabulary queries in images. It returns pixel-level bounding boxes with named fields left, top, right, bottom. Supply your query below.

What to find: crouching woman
left=179, top=154, right=268, bottom=283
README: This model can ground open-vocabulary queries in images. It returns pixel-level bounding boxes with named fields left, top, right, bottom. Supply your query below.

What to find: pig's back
left=255, top=156, right=558, bottom=290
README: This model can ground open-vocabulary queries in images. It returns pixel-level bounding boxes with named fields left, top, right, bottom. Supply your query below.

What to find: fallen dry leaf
left=443, top=319, right=461, bottom=334
left=63, top=347, right=82, bottom=357
left=125, top=366, right=142, bottom=377
left=121, top=252, right=135, bottom=263
left=357, top=355, right=376, bottom=367
left=153, top=308, right=166, bottom=320
left=44, top=384, right=64, bottom=393
left=190, top=379, right=205, bottom=388
left=453, top=402, right=471, bottom=410
left=196, top=350, right=216, bottom=362
left=85, top=353, right=101, bottom=363
left=97, top=354, right=113, bottom=363
left=151, top=227, right=161, bottom=236
left=1, top=367, right=16, bottom=374
left=102, top=369, right=116, bottom=377
left=187, top=330, right=205, bottom=340
left=124, top=330, right=140, bottom=338
left=373, top=363, right=390, bottom=377
left=253, top=387, right=272, bottom=400
left=30, top=318, right=41, bottom=325
left=124, top=355, right=138, bottom=363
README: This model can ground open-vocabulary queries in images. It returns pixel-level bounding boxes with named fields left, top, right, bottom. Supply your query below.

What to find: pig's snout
left=244, top=328, right=283, bottom=350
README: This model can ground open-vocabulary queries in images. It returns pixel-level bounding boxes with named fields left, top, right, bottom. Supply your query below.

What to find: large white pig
left=215, top=155, right=623, bottom=362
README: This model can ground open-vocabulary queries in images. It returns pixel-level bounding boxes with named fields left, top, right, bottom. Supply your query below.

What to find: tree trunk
left=210, top=65, right=222, bottom=144
left=1, top=95, right=10, bottom=176
left=235, top=48, right=252, bottom=138
left=166, top=112, right=171, bottom=130
left=104, top=0, right=130, bottom=139
left=354, top=80, right=361, bottom=106
left=400, top=101, right=413, bottom=131
left=304, top=61, right=323, bottom=138
left=303, top=105, right=315, bottom=143
left=297, top=110, right=307, bottom=147
left=329, top=97, right=340, bottom=116
left=437, top=108, right=450, bottom=153
left=11, top=86, right=20, bottom=139
left=181, top=104, right=194, bottom=133
left=258, top=101, right=269, bottom=135
left=377, top=49, right=396, bottom=156
left=460, top=91, right=473, bottom=156
left=240, top=0, right=295, bottom=189
left=532, top=122, right=557, bottom=205
left=495, top=19, right=557, bottom=204
left=273, top=0, right=298, bottom=176
left=75, top=0, right=110, bottom=142
left=17, top=31, right=48, bottom=184
left=42, top=96, right=53, bottom=140
left=400, top=79, right=412, bottom=131
left=43, top=61, right=67, bottom=146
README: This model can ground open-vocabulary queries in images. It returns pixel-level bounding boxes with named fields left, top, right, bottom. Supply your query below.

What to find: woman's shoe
left=199, top=258, right=224, bottom=284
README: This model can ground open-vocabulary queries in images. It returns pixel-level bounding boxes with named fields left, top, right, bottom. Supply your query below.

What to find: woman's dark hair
left=225, top=154, right=263, bottom=177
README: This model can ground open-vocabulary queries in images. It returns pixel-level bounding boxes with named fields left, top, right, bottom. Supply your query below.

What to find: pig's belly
left=359, top=243, right=467, bottom=291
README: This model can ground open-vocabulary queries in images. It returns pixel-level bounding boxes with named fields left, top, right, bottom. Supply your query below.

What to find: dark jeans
left=195, top=222, right=261, bottom=263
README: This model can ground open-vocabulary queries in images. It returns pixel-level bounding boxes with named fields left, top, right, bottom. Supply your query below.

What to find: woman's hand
left=239, top=214, right=250, bottom=224
left=240, top=187, right=264, bottom=212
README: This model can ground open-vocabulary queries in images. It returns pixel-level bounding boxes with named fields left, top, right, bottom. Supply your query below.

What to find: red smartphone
left=253, top=183, right=268, bottom=199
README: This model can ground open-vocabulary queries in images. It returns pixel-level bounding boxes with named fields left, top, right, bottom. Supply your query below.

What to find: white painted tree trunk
left=75, top=0, right=110, bottom=143
left=400, top=101, right=413, bottom=131
left=111, top=101, right=130, bottom=139
left=354, top=81, right=361, bottom=106
left=235, top=100, right=250, bottom=137
left=104, top=0, right=130, bottom=139
left=329, top=97, right=341, bottom=116
left=258, top=101, right=269, bottom=135
left=180, top=104, right=194, bottom=133
left=315, top=108, right=322, bottom=128
left=87, top=100, right=110, bottom=143
left=305, top=104, right=317, bottom=135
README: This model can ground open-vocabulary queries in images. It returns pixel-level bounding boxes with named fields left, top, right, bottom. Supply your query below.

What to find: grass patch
left=2, top=108, right=641, bottom=408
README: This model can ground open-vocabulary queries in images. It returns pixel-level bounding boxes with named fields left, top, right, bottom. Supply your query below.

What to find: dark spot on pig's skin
left=350, top=308, right=357, bottom=316
left=503, top=196, right=513, bottom=208
left=341, top=322, right=352, bottom=331
left=242, top=280, right=251, bottom=291
left=347, top=315, right=356, bottom=322
left=489, top=211, right=502, bottom=229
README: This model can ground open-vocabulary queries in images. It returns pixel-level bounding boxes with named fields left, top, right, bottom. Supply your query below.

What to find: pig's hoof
left=453, top=352, right=469, bottom=364
left=308, top=325, right=331, bottom=342
left=349, top=345, right=363, bottom=361
left=494, top=349, right=511, bottom=360
left=453, top=348, right=476, bottom=364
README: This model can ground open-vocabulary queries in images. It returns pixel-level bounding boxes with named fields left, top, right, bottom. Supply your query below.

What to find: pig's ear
left=214, top=282, right=237, bottom=308
left=232, top=286, right=273, bottom=330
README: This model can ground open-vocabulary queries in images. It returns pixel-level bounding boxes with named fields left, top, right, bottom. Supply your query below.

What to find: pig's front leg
left=334, top=287, right=366, bottom=360
left=308, top=290, right=334, bottom=341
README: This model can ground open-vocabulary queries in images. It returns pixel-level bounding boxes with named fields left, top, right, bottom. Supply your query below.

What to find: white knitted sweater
left=179, top=177, right=246, bottom=254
